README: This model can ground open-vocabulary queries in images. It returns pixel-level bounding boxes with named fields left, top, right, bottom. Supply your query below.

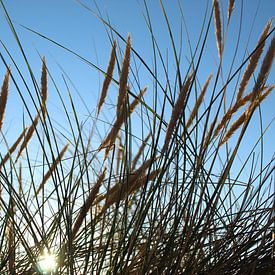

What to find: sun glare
left=37, top=251, right=57, bottom=274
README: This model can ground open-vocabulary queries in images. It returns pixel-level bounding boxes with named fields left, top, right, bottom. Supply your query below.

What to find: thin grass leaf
left=41, top=57, right=48, bottom=120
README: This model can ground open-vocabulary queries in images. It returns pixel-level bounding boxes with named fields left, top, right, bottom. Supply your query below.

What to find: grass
left=0, top=0, right=274, bottom=274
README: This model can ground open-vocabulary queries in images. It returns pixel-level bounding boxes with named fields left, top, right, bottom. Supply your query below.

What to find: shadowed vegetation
left=0, top=0, right=274, bottom=274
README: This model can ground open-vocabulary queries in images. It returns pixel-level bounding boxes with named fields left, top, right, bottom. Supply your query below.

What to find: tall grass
left=0, top=1, right=274, bottom=274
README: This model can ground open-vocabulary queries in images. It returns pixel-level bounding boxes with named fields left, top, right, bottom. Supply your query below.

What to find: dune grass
left=0, top=1, right=274, bottom=274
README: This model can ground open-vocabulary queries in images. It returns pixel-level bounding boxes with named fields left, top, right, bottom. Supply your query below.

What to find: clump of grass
left=0, top=1, right=274, bottom=274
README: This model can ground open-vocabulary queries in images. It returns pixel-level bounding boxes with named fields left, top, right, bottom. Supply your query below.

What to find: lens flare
left=37, top=251, right=57, bottom=274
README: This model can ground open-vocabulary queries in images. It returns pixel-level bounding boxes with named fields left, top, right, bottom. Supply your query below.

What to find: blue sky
left=0, top=0, right=274, bottom=167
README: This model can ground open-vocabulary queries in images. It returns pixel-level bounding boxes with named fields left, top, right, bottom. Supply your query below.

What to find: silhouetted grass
left=0, top=1, right=274, bottom=274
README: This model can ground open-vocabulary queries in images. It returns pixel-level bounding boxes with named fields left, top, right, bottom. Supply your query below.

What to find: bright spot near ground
left=37, top=251, right=57, bottom=274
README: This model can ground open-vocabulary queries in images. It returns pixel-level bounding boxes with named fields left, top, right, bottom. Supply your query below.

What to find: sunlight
left=37, top=251, right=57, bottom=274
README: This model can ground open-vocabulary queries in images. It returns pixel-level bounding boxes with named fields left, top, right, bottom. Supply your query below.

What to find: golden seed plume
left=98, top=41, right=117, bottom=114
left=132, top=133, right=151, bottom=170
left=213, top=91, right=253, bottom=138
left=251, top=35, right=275, bottom=99
left=227, top=0, right=234, bottom=22
left=128, top=168, right=160, bottom=195
left=101, top=166, right=159, bottom=214
left=252, top=85, right=274, bottom=108
left=213, top=0, right=223, bottom=58
left=186, top=74, right=212, bottom=129
left=162, top=74, right=193, bottom=153
left=35, top=143, right=69, bottom=196
left=72, top=168, right=106, bottom=239
left=129, top=86, right=147, bottom=114
left=0, top=68, right=11, bottom=131
left=202, top=118, right=216, bottom=150
left=219, top=111, right=247, bottom=146
left=133, top=156, right=159, bottom=177
left=41, top=57, right=48, bottom=120
left=100, top=109, right=125, bottom=150
left=100, top=86, right=145, bottom=159
left=236, top=20, right=272, bottom=101
left=0, top=127, right=29, bottom=169
left=220, top=85, right=274, bottom=146
left=96, top=156, right=157, bottom=206
left=117, top=34, right=131, bottom=115
left=15, top=112, right=40, bottom=162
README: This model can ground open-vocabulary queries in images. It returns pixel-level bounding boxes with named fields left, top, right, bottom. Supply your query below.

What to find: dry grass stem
left=97, top=41, right=117, bottom=114
left=213, top=0, right=223, bottom=58
left=186, top=74, right=212, bottom=129
left=7, top=198, right=15, bottom=275
left=18, top=161, right=23, bottom=196
left=162, top=74, right=193, bottom=153
left=116, top=34, right=131, bottom=115
left=116, top=133, right=124, bottom=174
left=0, top=68, right=11, bottom=131
left=35, top=143, right=69, bottom=196
left=72, top=168, right=106, bottom=239
left=236, top=20, right=272, bottom=101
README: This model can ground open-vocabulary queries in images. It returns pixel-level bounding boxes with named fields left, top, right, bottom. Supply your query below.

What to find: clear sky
left=0, top=0, right=274, bottom=167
